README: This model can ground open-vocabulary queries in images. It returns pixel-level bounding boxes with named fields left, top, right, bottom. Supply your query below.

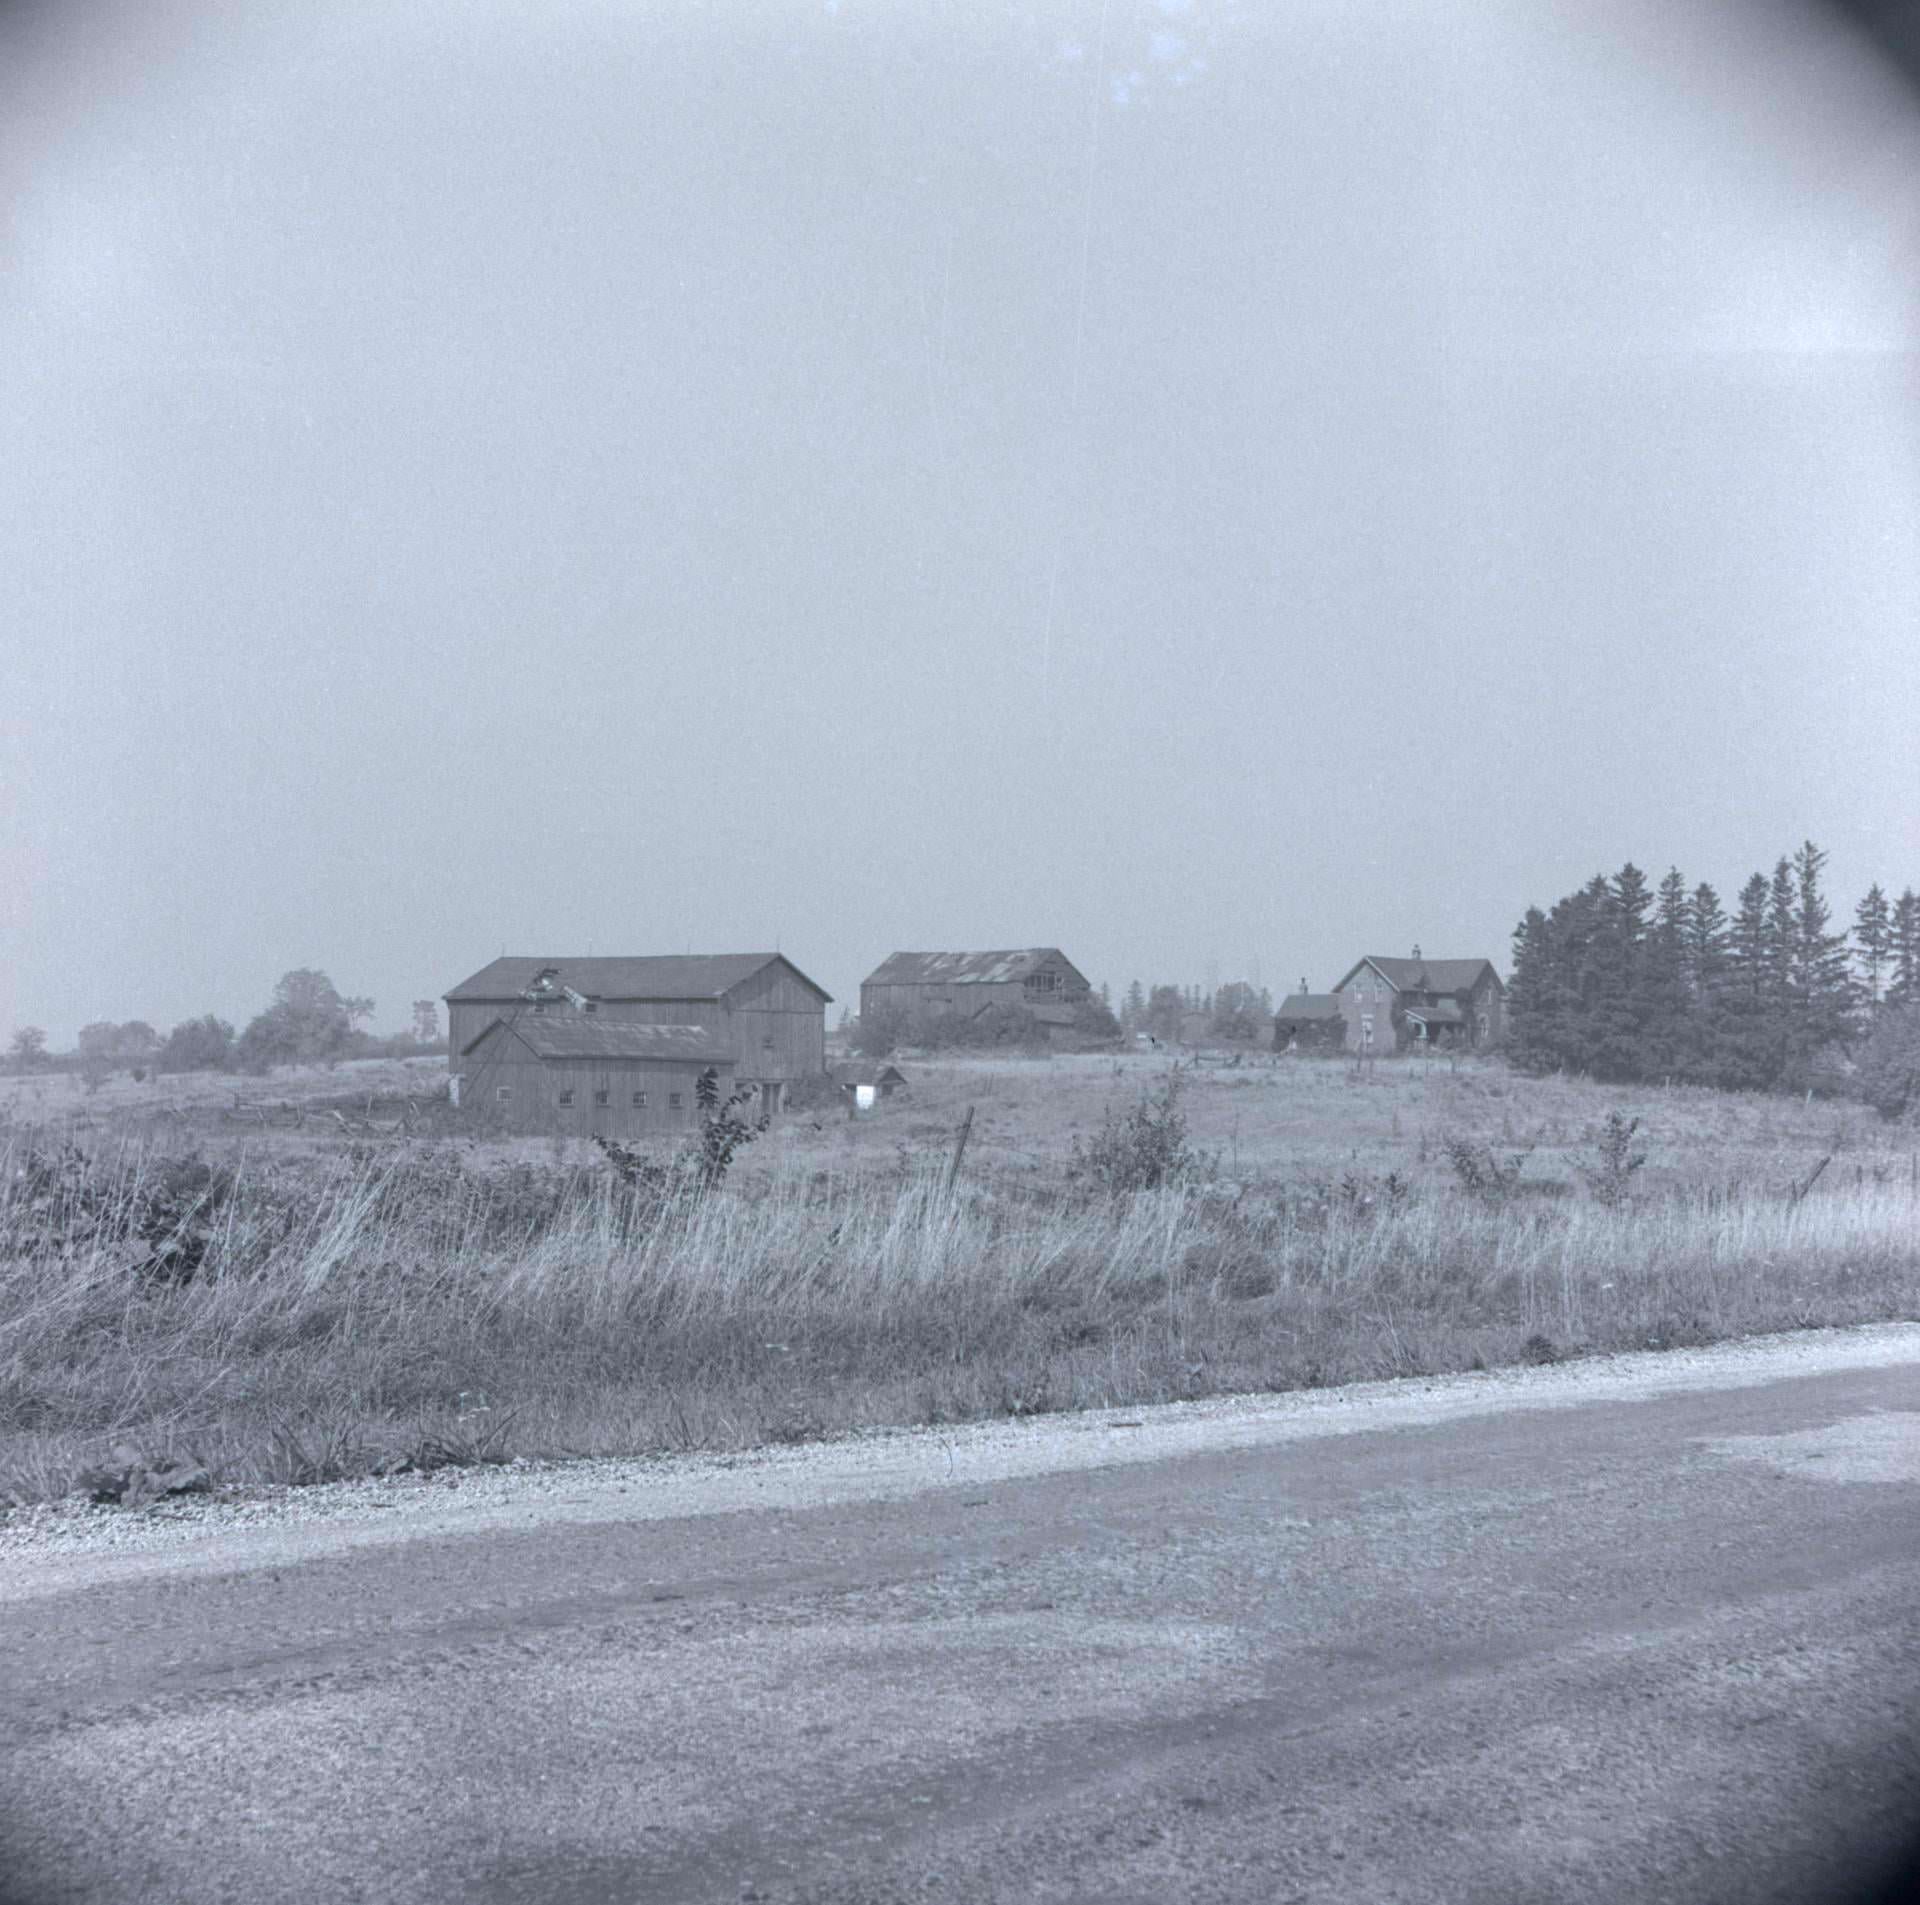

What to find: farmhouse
left=445, top=953, right=830, bottom=1125
left=460, top=1019, right=737, bottom=1137
left=859, top=949, right=1090, bottom=1040
left=1329, top=950, right=1504, bottom=1053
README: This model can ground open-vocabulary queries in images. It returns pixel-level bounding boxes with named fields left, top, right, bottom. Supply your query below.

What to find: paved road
left=3, top=1338, right=1919, bottom=1904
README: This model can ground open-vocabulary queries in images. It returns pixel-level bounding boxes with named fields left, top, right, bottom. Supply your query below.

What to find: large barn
left=444, top=953, right=831, bottom=1129
left=859, top=948, right=1090, bottom=1037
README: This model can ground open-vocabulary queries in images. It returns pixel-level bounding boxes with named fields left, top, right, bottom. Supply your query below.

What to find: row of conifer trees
left=1506, top=842, right=1918, bottom=1090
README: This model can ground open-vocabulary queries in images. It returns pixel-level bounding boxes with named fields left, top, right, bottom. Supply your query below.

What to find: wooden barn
left=445, top=953, right=830, bottom=1124
left=1328, top=952, right=1505, bottom=1053
left=460, top=1019, right=737, bottom=1137
left=859, top=949, right=1090, bottom=1035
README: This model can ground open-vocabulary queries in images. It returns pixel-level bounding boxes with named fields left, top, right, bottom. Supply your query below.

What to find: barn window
left=762, top=1035, right=775, bottom=1050
left=594, top=1089, right=610, bottom=1107
left=496, top=1086, right=510, bottom=1102
left=631, top=1090, right=648, bottom=1108
left=583, top=1002, right=598, bottom=1014
left=558, top=1089, right=575, bottom=1107
left=669, top=1091, right=684, bottom=1111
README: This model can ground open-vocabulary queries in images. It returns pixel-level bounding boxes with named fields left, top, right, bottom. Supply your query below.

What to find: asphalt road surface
left=4, top=1330, right=1919, bottom=1904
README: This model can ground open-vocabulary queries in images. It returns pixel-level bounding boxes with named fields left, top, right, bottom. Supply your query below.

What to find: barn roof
left=829, top=1061, right=907, bottom=1088
left=862, top=949, right=1076, bottom=987
left=1330, top=957, right=1501, bottom=996
left=445, top=953, right=830, bottom=1004
left=463, top=1019, right=736, bottom=1063
left=1275, top=993, right=1342, bottom=1021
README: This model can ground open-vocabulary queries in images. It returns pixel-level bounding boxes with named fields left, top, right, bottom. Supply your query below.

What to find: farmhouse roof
left=863, top=949, right=1075, bottom=987
left=445, top=953, right=830, bottom=1005
left=1330, top=956, right=1501, bottom=996
left=463, top=1019, right=736, bottom=1063
left=1402, top=999, right=1466, bottom=1026
left=1275, top=992, right=1342, bottom=1021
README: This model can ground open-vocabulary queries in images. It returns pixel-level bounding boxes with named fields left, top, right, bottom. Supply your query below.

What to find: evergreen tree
left=1686, top=882, right=1730, bottom=1083
left=1506, top=907, right=1554, bottom=1072
left=1792, top=840, right=1857, bottom=1063
left=1854, top=883, right=1893, bottom=1009
left=1584, top=864, right=1652, bottom=1081
left=1123, top=979, right=1145, bottom=1031
left=1641, top=869, right=1693, bottom=1079
left=1889, top=890, right=1920, bottom=1009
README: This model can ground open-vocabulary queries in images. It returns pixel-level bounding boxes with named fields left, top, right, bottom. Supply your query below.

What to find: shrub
left=1854, top=1007, right=1920, bottom=1123
left=1069, top=1074, right=1208, bottom=1194
left=691, top=1067, right=768, bottom=1190
left=1441, top=1133, right=1534, bottom=1205
left=1577, top=1112, right=1649, bottom=1207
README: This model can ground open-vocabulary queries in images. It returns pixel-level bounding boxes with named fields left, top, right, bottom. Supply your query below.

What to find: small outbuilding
left=459, top=1018, right=737, bottom=1137
left=830, top=1060, right=907, bottom=1099
left=1272, top=992, right=1345, bottom=1053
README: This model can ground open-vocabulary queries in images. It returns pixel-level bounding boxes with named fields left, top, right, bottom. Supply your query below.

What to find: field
left=2, top=1050, right=1916, bottom=1507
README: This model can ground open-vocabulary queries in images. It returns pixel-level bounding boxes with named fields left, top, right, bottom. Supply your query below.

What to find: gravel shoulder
left=6, top=1321, right=1917, bottom=1602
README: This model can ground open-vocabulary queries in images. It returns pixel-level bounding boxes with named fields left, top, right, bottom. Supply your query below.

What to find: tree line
left=5, top=974, right=447, bottom=1078
left=1508, top=843, right=1919, bottom=1108
left=1116, top=981, right=1275, bottom=1044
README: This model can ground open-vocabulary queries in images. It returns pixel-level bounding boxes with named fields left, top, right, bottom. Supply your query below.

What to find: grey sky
left=4, top=0, right=1917, bottom=1040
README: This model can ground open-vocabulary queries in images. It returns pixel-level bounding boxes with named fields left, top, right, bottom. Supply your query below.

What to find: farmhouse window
left=594, top=1089, right=609, bottom=1107
left=583, top=1002, right=598, bottom=1013
left=496, top=1086, right=510, bottom=1102
left=558, top=1089, right=575, bottom=1107
left=669, top=1091, right=684, bottom=1111
left=763, top=1035, right=776, bottom=1050
left=631, top=1091, right=647, bottom=1108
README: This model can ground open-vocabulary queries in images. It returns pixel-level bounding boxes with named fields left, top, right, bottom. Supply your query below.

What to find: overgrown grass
left=3, top=1108, right=1916, bottom=1508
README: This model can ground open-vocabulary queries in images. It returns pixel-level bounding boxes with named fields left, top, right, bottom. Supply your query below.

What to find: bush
left=1442, top=1134, right=1534, bottom=1205
left=1854, top=1007, right=1920, bottom=1123
left=1577, top=1112, right=1648, bottom=1207
left=1069, top=1074, right=1208, bottom=1194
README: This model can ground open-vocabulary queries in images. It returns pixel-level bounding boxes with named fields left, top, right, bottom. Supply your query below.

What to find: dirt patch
left=1700, top=1412, right=1920, bottom=1485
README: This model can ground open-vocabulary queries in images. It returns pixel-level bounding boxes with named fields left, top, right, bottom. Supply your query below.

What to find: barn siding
left=459, top=1051, right=736, bottom=1138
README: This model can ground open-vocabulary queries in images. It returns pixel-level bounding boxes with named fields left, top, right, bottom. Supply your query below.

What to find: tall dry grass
left=2, top=1127, right=1915, bottom=1503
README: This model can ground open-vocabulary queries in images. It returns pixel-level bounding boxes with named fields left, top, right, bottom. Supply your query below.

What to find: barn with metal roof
left=858, top=948, right=1090, bottom=1038
left=444, top=953, right=831, bottom=1128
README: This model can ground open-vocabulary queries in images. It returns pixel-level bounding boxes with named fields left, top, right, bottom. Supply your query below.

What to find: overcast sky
left=4, top=0, right=1918, bottom=1040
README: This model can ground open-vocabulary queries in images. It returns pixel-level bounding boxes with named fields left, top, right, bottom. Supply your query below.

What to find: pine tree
left=1584, top=864, right=1652, bottom=1081
left=1718, top=872, right=1779, bottom=1090
left=1506, top=907, right=1554, bottom=1071
left=1889, top=891, right=1920, bottom=1009
left=1792, top=840, right=1857, bottom=1064
left=1854, top=884, right=1893, bottom=1009
left=1123, top=980, right=1145, bottom=1031
left=1641, top=869, right=1693, bottom=1079
left=1686, top=882, right=1729, bottom=1084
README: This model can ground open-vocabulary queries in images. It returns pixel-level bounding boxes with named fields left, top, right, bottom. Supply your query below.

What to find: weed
left=1578, top=1112, right=1649, bottom=1208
